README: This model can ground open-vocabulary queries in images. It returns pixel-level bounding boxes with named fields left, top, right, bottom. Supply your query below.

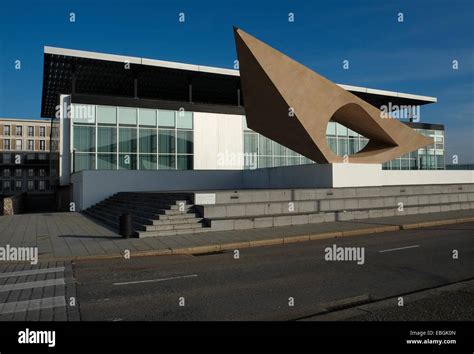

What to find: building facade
left=40, top=47, right=445, bottom=190
left=0, top=118, right=55, bottom=196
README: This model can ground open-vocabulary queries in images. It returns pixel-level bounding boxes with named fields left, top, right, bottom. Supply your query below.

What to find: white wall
left=382, top=170, right=474, bottom=185
left=193, top=112, right=244, bottom=170
left=332, top=163, right=383, bottom=187
left=71, top=170, right=244, bottom=210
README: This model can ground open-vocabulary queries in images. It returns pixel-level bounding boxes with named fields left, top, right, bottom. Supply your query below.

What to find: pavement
left=0, top=261, right=80, bottom=321
left=304, top=279, right=474, bottom=321
left=71, top=222, right=473, bottom=321
left=0, top=209, right=473, bottom=261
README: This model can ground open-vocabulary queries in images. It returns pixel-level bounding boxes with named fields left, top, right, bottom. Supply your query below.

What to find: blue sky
left=0, top=0, right=473, bottom=163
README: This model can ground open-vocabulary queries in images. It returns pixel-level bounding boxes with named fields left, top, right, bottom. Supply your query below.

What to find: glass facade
left=381, top=129, right=445, bottom=170
left=244, top=120, right=445, bottom=170
left=243, top=130, right=312, bottom=169
left=70, top=105, right=444, bottom=172
left=71, top=104, right=194, bottom=172
left=325, top=121, right=370, bottom=157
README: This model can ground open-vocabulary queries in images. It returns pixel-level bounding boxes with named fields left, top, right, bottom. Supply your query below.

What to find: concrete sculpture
left=233, top=27, right=433, bottom=164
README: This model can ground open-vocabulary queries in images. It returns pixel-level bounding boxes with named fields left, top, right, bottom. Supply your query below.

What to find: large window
left=119, top=128, right=137, bottom=153
left=97, top=126, right=116, bottom=153
left=97, top=154, right=117, bottom=170
left=243, top=129, right=308, bottom=169
left=243, top=119, right=444, bottom=171
left=139, top=129, right=157, bottom=153
left=74, top=126, right=95, bottom=152
left=71, top=105, right=194, bottom=172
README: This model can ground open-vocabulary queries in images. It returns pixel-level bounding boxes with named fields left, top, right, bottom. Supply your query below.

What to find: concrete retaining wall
left=382, top=169, right=474, bottom=185
left=71, top=169, right=245, bottom=210
left=71, top=164, right=474, bottom=210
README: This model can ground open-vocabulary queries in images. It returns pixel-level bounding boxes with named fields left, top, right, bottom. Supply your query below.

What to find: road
left=73, top=222, right=474, bottom=321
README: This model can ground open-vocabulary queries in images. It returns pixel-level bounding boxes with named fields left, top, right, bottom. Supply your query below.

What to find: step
left=158, top=213, right=200, bottom=220
left=136, top=226, right=212, bottom=238
left=141, top=222, right=206, bottom=232
left=118, top=192, right=193, bottom=198
left=85, top=208, right=145, bottom=228
left=84, top=210, right=118, bottom=229
left=97, top=198, right=192, bottom=211
left=104, top=197, right=192, bottom=209
left=93, top=204, right=165, bottom=220
left=94, top=203, right=197, bottom=219
left=196, top=191, right=474, bottom=218
left=85, top=208, right=200, bottom=233
left=114, top=194, right=192, bottom=203
left=150, top=217, right=205, bottom=226
left=87, top=207, right=153, bottom=227
left=210, top=184, right=474, bottom=204
left=90, top=205, right=201, bottom=227
left=206, top=201, right=474, bottom=231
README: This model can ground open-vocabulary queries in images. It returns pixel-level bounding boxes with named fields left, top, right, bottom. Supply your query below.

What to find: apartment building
left=0, top=118, right=54, bottom=195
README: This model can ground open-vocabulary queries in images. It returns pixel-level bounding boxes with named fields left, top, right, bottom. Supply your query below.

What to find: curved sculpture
left=233, top=27, right=433, bottom=164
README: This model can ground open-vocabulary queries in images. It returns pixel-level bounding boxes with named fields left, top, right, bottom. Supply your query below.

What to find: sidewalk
left=0, top=210, right=473, bottom=261
left=301, top=279, right=474, bottom=321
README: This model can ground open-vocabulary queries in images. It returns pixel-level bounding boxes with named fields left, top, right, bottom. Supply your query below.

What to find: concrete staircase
left=84, top=184, right=474, bottom=238
left=83, top=192, right=210, bottom=238
left=196, top=184, right=474, bottom=231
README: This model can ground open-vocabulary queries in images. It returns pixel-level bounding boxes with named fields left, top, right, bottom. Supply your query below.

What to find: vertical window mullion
left=95, top=106, right=98, bottom=170
left=116, top=107, right=119, bottom=170
left=156, top=109, right=159, bottom=170
left=175, top=111, right=178, bottom=169
left=137, top=108, right=140, bottom=170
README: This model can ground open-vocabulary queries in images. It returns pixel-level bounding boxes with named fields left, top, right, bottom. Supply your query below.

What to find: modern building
left=41, top=46, right=445, bottom=187
left=0, top=118, right=55, bottom=196
left=33, top=30, right=473, bottom=237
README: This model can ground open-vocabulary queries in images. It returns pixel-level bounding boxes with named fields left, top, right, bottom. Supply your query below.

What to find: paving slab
left=0, top=210, right=473, bottom=261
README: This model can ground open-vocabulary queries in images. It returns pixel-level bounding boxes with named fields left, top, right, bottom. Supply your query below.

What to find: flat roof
left=44, top=46, right=240, bottom=77
left=41, top=46, right=438, bottom=118
left=0, top=118, right=50, bottom=123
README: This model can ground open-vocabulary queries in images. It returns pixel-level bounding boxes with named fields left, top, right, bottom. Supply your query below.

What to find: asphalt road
left=347, top=284, right=474, bottom=321
left=73, top=222, right=474, bottom=321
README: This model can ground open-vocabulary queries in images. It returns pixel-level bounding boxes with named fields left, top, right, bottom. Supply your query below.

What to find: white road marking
left=379, top=245, right=420, bottom=253
left=0, top=278, right=65, bottom=292
left=113, top=274, right=198, bottom=286
left=0, top=296, right=66, bottom=314
left=0, top=267, right=65, bottom=279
